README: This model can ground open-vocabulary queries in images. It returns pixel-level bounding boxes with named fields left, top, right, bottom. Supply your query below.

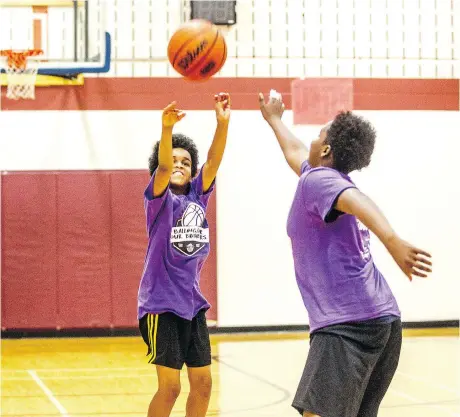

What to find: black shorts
left=292, top=317, right=402, bottom=417
left=139, top=309, right=211, bottom=370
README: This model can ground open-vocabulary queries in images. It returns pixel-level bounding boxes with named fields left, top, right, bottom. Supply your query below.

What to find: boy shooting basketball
left=258, top=91, right=432, bottom=417
left=138, top=93, right=231, bottom=417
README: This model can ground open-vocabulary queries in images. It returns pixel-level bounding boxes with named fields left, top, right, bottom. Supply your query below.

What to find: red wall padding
left=56, top=174, right=112, bottom=328
left=1, top=174, right=58, bottom=328
left=110, top=172, right=150, bottom=327
left=1, top=171, right=217, bottom=330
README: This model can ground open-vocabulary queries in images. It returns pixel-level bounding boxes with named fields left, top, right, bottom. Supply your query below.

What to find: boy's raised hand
left=214, top=92, right=231, bottom=124
left=162, top=101, right=186, bottom=128
left=258, top=90, right=285, bottom=123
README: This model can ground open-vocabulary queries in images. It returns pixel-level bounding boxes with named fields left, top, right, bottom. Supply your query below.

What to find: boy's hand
left=162, top=101, right=186, bottom=128
left=215, top=92, right=231, bottom=124
left=385, top=236, right=432, bottom=281
left=258, top=90, right=285, bottom=123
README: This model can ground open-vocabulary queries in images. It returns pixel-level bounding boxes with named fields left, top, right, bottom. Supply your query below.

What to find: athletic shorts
left=292, top=316, right=402, bottom=417
left=139, top=309, right=211, bottom=370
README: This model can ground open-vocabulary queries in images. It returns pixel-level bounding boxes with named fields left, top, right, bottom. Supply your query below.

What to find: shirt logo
left=356, top=219, right=371, bottom=261
left=171, top=203, right=209, bottom=256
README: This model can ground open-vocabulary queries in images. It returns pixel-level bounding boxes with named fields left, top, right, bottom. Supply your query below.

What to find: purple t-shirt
left=137, top=168, right=214, bottom=321
left=287, top=161, right=401, bottom=333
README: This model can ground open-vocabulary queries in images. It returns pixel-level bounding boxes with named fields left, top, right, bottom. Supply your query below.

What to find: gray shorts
left=292, top=316, right=402, bottom=417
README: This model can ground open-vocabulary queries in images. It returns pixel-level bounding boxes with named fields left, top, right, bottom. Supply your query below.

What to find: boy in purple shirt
left=138, top=93, right=231, bottom=417
left=259, top=91, right=432, bottom=417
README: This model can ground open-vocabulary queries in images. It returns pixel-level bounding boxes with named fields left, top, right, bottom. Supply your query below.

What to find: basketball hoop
left=0, top=49, right=43, bottom=100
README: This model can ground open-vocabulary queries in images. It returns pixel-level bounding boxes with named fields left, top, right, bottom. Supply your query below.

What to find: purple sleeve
left=300, top=160, right=311, bottom=174
left=144, top=169, right=171, bottom=229
left=302, top=168, right=356, bottom=222
left=190, top=167, right=215, bottom=208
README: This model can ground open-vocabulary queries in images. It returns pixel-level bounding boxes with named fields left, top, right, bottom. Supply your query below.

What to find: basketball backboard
left=0, top=0, right=110, bottom=79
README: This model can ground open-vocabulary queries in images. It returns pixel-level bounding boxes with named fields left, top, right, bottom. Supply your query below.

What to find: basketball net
left=0, top=49, right=43, bottom=100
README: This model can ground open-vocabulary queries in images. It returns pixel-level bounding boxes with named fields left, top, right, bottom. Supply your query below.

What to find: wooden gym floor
left=1, top=328, right=459, bottom=417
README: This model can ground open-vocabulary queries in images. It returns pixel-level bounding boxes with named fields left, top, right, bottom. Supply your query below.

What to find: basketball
left=183, top=203, right=205, bottom=226
left=167, top=19, right=227, bottom=81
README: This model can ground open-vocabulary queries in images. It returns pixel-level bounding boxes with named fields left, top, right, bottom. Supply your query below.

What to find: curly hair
left=148, top=133, right=199, bottom=177
left=325, top=111, right=376, bottom=174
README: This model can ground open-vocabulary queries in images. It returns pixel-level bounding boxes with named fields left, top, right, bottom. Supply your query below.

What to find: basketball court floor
left=1, top=328, right=459, bottom=417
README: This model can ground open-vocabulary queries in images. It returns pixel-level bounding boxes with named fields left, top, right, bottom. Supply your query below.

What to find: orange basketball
left=167, top=19, right=227, bottom=81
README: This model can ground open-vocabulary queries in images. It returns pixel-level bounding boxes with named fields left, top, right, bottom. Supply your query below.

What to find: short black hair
left=148, top=133, right=199, bottom=177
left=325, top=111, right=376, bottom=174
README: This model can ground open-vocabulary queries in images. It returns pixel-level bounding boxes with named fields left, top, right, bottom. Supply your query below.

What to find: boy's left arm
left=335, top=188, right=432, bottom=281
left=202, top=93, right=231, bottom=193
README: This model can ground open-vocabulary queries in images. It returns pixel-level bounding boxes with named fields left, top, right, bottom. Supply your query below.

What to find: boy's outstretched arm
left=335, top=188, right=432, bottom=281
left=202, top=92, right=231, bottom=193
left=153, top=101, right=185, bottom=197
left=258, top=91, right=309, bottom=176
